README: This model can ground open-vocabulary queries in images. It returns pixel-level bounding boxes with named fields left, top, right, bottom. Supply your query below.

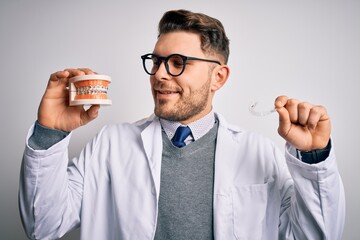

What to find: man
left=19, top=9, right=345, bottom=240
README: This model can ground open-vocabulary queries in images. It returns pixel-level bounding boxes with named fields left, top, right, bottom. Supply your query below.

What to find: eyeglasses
left=141, top=53, right=221, bottom=77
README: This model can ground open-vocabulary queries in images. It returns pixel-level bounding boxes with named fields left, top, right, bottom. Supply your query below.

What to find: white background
left=1, top=0, right=359, bottom=239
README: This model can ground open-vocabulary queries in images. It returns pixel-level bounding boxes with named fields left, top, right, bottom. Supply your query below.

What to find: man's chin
left=154, top=110, right=176, bottom=121
left=154, top=107, right=181, bottom=121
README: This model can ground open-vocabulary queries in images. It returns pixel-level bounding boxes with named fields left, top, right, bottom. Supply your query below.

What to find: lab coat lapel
left=140, top=117, right=163, bottom=200
left=213, top=113, right=243, bottom=192
left=213, top=113, right=243, bottom=239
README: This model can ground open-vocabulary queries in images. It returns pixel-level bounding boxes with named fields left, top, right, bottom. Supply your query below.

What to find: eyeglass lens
left=144, top=55, right=185, bottom=76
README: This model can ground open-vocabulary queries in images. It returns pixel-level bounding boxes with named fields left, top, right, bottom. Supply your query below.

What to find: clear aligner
left=249, top=101, right=276, bottom=117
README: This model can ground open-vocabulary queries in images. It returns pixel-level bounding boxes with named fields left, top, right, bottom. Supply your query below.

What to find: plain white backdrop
left=1, top=0, right=359, bottom=239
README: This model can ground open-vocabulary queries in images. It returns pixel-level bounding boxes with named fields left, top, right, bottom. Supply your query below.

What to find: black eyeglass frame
left=141, top=53, right=222, bottom=77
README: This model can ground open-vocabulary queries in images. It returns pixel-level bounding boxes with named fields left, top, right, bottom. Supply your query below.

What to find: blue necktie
left=172, top=126, right=191, bottom=148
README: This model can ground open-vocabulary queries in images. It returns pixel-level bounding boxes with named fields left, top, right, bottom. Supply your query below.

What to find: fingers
left=277, top=97, right=328, bottom=124
left=49, top=68, right=97, bottom=80
left=64, top=68, right=97, bottom=78
left=81, top=105, right=100, bottom=126
left=47, top=68, right=97, bottom=88
left=306, top=105, right=329, bottom=130
left=275, top=95, right=330, bottom=136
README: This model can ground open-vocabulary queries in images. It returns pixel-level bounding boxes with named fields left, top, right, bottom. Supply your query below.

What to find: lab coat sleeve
left=19, top=124, right=93, bottom=239
left=278, top=143, right=345, bottom=239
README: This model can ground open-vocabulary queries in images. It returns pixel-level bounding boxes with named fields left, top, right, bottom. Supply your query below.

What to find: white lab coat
left=19, top=113, right=345, bottom=240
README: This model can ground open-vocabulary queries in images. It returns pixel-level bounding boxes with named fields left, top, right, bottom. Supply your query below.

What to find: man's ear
left=210, top=65, right=230, bottom=92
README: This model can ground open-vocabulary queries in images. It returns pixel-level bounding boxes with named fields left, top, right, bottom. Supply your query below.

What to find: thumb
left=81, top=105, right=100, bottom=126
left=47, top=71, right=70, bottom=88
left=275, top=96, right=291, bottom=138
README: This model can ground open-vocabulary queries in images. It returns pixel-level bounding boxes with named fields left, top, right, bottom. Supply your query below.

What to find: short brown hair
left=158, top=9, right=230, bottom=64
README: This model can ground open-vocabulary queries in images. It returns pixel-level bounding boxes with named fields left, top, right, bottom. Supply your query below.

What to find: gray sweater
left=154, top=122, right=218, bottom=240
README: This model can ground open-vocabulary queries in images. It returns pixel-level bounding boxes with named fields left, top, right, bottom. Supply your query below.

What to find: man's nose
left=155, top=61, right=170, bottom=79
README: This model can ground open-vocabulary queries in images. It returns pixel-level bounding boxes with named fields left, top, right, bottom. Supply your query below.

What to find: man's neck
left=159, top=110, right=216, bottom=142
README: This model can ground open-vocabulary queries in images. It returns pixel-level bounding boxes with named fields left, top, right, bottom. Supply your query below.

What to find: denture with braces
left=68, top=75, right=112, bottom=106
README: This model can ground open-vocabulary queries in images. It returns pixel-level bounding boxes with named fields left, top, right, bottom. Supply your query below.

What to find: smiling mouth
left=158, top=90, right=177, bottom=94
left=155, top=90, right=180, bottom=101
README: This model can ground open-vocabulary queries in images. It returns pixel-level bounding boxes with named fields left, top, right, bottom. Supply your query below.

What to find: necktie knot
left=172, top=126, right=191, bottom=148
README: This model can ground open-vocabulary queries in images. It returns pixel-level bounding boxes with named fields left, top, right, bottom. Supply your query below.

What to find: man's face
left=150, top=31, right=217, bottom=124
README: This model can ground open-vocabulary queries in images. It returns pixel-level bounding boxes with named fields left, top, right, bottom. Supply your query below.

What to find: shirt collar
left=159, top=110, right=216, bottom=141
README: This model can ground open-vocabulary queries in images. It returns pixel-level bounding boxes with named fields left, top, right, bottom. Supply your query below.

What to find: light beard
left=154, top=78, right=211, bottom=122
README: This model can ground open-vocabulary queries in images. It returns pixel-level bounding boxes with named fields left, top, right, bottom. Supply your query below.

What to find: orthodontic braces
left=76, top=85, right=108, bottom=95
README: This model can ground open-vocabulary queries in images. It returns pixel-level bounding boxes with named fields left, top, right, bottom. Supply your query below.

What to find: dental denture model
left=68, top=75, right=112, bottom=106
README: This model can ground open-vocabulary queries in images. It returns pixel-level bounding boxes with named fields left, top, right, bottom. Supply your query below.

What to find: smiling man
left=19, top=9, right=345, bottom=240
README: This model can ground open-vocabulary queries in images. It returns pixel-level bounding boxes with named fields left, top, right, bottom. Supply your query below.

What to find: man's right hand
left=38, top=68, right=100, bottom=132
